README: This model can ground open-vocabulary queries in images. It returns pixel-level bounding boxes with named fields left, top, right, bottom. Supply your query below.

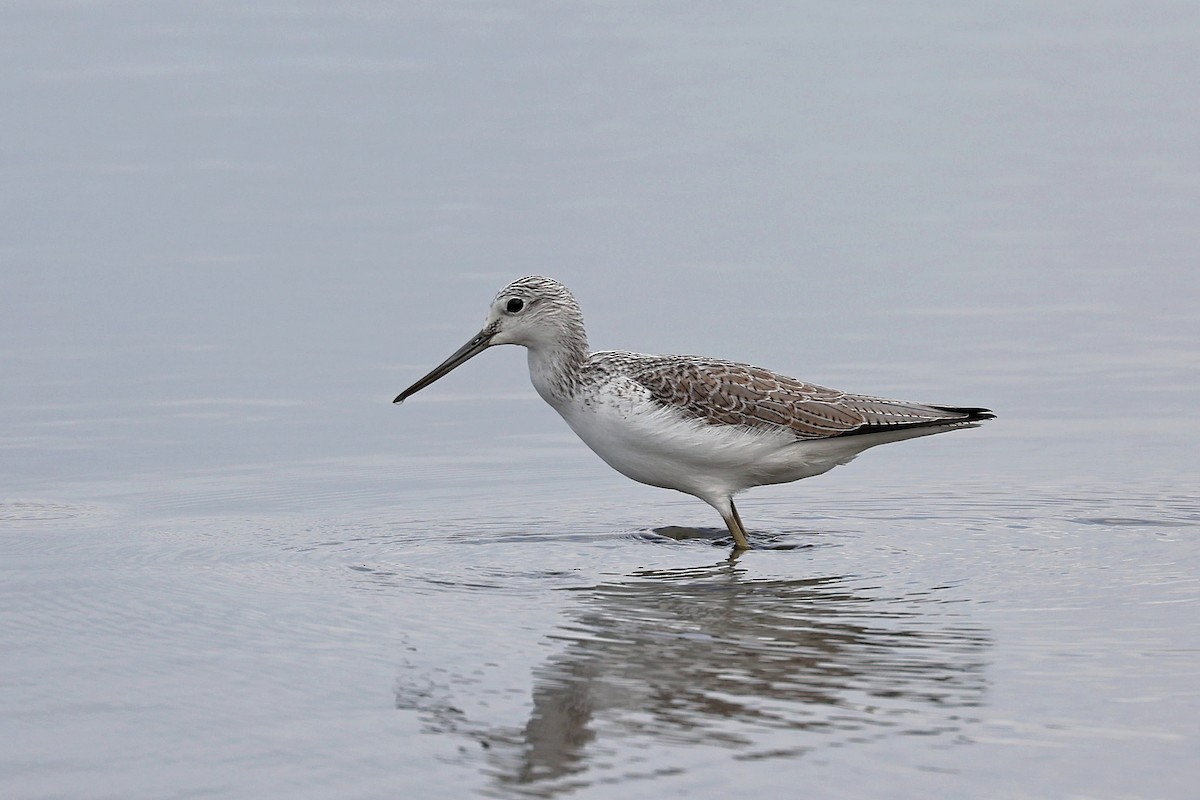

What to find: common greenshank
left=394, top=276, right=993, bottom=550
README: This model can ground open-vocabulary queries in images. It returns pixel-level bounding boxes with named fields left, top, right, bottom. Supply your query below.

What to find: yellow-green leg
left=723, top=500, right=752, bottom=550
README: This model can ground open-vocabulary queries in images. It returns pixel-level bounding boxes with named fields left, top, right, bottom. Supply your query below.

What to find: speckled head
left=484, top=276, right=586, bottom=351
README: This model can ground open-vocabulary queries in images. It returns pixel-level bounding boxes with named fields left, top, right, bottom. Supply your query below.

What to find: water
left=3, top=2, right=1198, bottom=798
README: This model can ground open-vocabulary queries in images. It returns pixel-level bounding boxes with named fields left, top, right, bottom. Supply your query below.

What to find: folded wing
left=630, top=357, right=993, bottom=440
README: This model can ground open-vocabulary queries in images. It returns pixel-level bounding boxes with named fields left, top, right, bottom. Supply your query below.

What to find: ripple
left=1071, top=516, right=1195, bottom=528
left=0, top=499, right=103, bottom=525
left=637, top=525, right=824, bottom=551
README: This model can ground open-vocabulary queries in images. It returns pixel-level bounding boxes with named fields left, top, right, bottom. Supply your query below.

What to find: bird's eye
left=506, top=298, right=524, bottom=313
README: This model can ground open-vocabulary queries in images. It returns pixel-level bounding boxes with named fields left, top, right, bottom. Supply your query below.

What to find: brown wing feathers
left=631, top=357, right=992, bottom=440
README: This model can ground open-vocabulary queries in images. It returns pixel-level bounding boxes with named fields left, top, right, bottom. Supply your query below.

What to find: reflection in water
left=397, top=560, right=990, bottom=797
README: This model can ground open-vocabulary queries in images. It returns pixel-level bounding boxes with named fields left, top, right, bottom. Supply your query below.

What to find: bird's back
left=583, top=351, right=992, bottom=440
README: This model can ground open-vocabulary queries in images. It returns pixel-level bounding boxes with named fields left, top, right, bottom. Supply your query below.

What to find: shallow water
left=3, top=2, right=1199, bottom=799
left=5, top=481, right=1197, bottom=799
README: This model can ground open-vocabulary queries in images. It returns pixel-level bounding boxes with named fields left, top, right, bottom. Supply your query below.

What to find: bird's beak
left=393, top=328, right=495, bottom=404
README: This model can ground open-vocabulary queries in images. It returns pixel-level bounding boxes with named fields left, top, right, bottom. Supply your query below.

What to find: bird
left=394, top=276, right=993, bottom=550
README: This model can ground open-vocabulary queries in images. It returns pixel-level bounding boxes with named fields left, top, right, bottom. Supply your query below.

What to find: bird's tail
left=929, top=406, right=996, bottom=422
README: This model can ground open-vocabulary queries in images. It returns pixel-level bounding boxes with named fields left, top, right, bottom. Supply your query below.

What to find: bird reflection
left=396, top=559, right=990, bottom=797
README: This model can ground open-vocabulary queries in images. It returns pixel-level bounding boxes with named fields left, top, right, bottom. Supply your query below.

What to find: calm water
left=3, top=2, right=1198, bottom=798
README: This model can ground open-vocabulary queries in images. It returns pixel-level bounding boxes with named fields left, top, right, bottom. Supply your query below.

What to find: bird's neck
left=527, top=325, right=589, bottom=406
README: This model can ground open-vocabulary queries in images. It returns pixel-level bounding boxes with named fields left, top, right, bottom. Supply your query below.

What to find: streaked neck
left=527, top=325, right=588, bottom=405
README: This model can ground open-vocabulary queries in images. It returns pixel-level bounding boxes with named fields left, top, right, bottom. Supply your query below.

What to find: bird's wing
left=629, top=356, right=988, bottom=440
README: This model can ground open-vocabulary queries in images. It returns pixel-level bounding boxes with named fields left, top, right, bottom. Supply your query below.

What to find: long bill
left=393, top=328, right=495, bottom=404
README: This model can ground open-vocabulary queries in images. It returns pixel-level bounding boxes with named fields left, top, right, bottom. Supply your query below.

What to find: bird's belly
left=555, top=400, right=851, bottom=499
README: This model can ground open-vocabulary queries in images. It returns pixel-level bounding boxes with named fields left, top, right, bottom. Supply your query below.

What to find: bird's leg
left=723, top=500, right=752, bottom=550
